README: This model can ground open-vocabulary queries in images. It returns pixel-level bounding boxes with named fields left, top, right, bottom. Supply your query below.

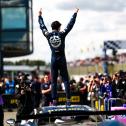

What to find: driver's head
left=51, top=21, right=61, bottom=31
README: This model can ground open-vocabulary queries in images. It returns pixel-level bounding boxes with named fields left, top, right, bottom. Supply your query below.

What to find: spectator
left=32, top=76, right=41, bottom=109
left=99, top=77, right=106, bottom=97
left=57, top=76, right=64, bottom=92
left=5, top=76, right=15, bottom=95
left=118, top=71, right=126, bottom=98
left=15, top=73, right=34, bottom=117
left=4, top=76, right=15, bottom=111
left=111, top=73, right=120, bottom=98
left=103, top=76, right=112, bottom=99
left=41, top=75, right=52, bottom=106
left=77, top=77, right=88, bottom=105
left=69, top=78, right=76, bottom=93
left=92, top=77, right=101, bottom=100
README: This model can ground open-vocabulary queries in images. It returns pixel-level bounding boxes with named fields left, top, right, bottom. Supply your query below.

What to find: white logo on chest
left=49, top=35, right=61, bottom=48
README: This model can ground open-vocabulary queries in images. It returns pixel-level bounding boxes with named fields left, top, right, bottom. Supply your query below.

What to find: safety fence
left=91, top=97, right=126, bottom=111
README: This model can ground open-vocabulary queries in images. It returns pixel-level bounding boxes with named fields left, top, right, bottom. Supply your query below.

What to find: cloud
left=115, top=13, right=126, bottom=24
left=57, top=0, right=126, bottom=12
left=5, top=0, right=126, bottom=63
left=73, top=11, right=126, bottom=33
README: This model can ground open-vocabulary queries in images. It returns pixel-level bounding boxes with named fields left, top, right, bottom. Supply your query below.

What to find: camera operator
left=15, top=72, right=34, bottom=117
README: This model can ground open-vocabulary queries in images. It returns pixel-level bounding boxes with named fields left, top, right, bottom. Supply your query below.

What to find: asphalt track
left=4, top=110, right=16, bottom=126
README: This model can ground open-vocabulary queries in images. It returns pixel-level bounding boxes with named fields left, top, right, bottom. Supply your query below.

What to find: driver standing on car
left=38, top=8, right=79, bottom=106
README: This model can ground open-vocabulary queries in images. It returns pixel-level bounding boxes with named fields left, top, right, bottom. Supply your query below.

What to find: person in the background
left=57, top=76, right=64, bottom=92
left=0, top=78, right=5, bottom=126
left=104, top=76, right=112, bottom=99
left=77, top=77, right=88, bottom=105
left=111, top=73, right=120, bottom=98
left=5, top=76, right=15, bottom=95
left=102, top=76, right=112, bottom=111
left=4, top=76, right=15, bottom=111
left=38, top=8, right=79, bottom=106
left=31, top=76, right=41, bottom=109
left=69, top=78, right=76, bottom=93
left=41, top=75, right=52, bottom=106
left=15, top=73, right=34, bottom=117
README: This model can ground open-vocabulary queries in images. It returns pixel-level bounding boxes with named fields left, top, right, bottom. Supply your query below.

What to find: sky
left=5, top=0, right=126, bottom=63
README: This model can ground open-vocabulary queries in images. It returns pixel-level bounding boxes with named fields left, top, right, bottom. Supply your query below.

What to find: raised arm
left=62, top=8, right=79, bottom=36
left=38, top=9, right=49, bottom=37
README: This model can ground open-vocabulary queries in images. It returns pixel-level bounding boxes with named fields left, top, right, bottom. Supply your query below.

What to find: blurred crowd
left=71, top=70, right=126, bottom=101
left=0, top=70, right=126, bottom=102
left=0, top=70, right=126, bottom=119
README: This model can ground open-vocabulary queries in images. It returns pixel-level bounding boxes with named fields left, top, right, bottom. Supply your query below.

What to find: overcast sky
left=5, top=0, right=126, bottom=63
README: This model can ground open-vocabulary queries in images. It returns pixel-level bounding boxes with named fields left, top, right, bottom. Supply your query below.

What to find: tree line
left=4, top=59, right=48, bottom=66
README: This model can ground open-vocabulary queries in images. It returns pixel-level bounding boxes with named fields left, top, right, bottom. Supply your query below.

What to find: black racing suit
left=38, top=12, right=77, bottom=100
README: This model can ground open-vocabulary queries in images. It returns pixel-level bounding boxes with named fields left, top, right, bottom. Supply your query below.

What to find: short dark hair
left=51, top=21, right=61, bottom=30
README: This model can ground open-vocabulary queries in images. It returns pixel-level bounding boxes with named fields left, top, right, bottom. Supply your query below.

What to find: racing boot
left=52, top=100, right=57, bottom=106
left=66, top=99, right=71, bottom=107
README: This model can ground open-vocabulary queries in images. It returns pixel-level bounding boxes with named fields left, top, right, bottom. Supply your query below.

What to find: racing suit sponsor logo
left=49, top=35, right=61, bottom=48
